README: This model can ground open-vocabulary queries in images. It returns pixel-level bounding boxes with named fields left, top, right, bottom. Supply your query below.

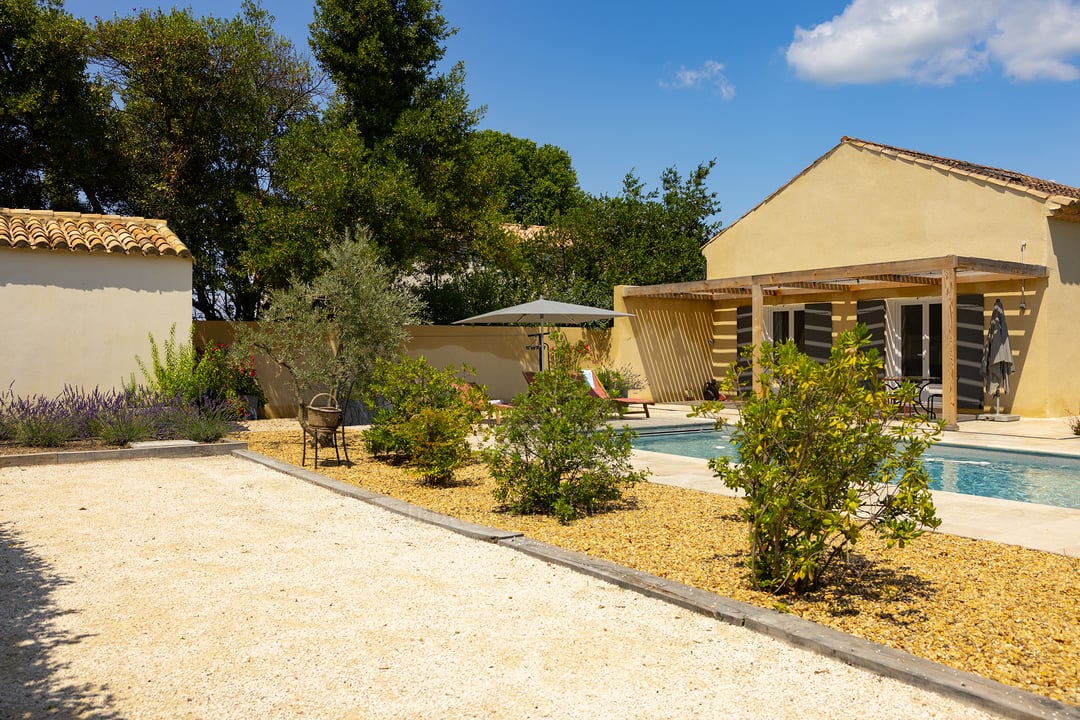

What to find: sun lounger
left=581, top=369, right=653, bottom=418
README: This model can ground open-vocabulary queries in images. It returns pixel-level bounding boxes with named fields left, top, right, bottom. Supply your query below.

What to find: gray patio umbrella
left=453, top=296, right=632, bottom=371
left=981, top=298, right=1014, bottom=414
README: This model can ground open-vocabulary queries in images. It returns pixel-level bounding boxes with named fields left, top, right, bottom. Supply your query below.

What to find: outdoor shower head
left=1020, top=242, right=1027, bottom=310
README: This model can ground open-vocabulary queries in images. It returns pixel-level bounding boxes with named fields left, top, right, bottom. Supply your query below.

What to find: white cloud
left=786, top=0, right=1080, bottom=84
left=661, top=60, right=736, bottom=99
left=989, top=1, right=1080, bottom=81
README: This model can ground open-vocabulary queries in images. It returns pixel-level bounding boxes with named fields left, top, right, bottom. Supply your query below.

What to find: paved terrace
left=619, top=404, right=1080, bottom=557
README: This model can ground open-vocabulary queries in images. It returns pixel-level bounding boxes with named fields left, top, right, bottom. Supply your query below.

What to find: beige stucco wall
left=405, top=325, right=588, bottom=403
left=693, top=142, right=1079, bottom=418
left=703, top=143, right=1053, bottom=277
left=1, top=248, right=192, bottom=398
left=613, top=290, right=712, bottom=403
left=206, top=323, right=600, bottom=419
left=1033, top=218, right=1080, bottom=416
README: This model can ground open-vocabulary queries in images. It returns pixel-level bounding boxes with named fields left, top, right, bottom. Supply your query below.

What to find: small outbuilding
left=1, top=208, right=192, bottom=398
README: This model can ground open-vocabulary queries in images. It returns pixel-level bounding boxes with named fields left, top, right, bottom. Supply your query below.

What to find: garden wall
left=195, top=322, right=610, bottom=419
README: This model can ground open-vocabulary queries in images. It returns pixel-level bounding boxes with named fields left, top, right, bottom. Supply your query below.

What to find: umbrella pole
left=537, top=324, right=546, bottom=371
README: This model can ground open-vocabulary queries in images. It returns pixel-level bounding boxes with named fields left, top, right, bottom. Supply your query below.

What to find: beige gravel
left=0, top=454, right=1006, bottom=719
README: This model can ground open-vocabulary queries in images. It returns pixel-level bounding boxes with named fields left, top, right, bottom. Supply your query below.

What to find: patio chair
left=581, top=369, right=653, bottom=418
left=453, top=380, right=511, bottom=423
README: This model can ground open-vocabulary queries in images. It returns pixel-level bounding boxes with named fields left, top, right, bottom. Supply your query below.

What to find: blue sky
left=72, top=0, right=1080, bottom=228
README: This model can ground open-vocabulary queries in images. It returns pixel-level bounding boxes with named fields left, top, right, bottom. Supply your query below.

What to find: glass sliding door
left=897, top=300, right=941, bottom=378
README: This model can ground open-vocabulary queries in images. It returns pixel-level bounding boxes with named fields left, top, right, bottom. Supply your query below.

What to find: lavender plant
left=0, top=385, right=234, bottom=448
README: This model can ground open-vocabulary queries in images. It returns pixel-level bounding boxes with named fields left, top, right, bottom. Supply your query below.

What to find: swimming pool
left=632, top=428, right=1080, bottom=510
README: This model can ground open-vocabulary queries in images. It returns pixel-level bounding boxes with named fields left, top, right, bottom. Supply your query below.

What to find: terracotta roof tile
left=843, top=137, right=1080, bottom=202
left=0, top=209, right=191, bottom=258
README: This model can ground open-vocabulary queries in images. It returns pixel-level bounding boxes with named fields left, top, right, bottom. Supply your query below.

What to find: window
left=765, top=305, right=806, bottom=351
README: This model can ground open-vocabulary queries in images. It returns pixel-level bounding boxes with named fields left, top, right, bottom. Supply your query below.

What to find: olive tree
left=234, top=230, right=422, bottom=416
left=696, top=325, right=942, bottom=594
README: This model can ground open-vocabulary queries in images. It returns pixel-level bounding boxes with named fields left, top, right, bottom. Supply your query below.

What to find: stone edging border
left=2, top=442, right=1075, bottom=720
left=0, top=440, right=246, bottom=468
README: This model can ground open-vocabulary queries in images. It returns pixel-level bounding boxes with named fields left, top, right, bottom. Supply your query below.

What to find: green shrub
left=192, top=341, right=266, bottom=418
left=696, top=325, right=941, bottom=594
left=13, top=414, right=76, bottom=447
left=131, top=324, right=203, bottom=403
left=362, top=356, right=485, bottom=483
left=595, top=364, right=646, bottom=399
left=400, top=406, right=476, bottom=485
left=483, top=332, right=647, bottom=522
left=173, top=400, right=235, bottom=443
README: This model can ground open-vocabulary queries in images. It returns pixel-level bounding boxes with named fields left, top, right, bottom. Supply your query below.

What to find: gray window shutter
left=856, top=299, right=887, bottom=378
left=957, top=294, right=984, bottom=409
left=736, top=305, right=753, bottom=394
left=803, top=303, right=833, bottom=363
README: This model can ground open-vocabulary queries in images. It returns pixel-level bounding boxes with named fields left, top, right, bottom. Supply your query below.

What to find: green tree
left=90, top=2, right=319, bottom=320
left=470, top=129, right=584, bottom=226
left=0, top=0, right=123, bottom=211
left=233, top=230, right=422, bottom=414
left=697, top=326, right=942, bottom=594
left=483, top=332, right=647, bottom=522
left=499, top=162, right=720, bottom=309
left=304, top=0, right=500, bottom=279
left=310, top=0, right=450, bottom=143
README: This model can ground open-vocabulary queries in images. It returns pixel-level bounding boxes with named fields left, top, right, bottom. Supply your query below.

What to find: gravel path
left=0, top=455, right=1004, bottom=719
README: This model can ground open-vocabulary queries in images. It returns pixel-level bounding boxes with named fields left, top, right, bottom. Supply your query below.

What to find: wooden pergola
left=622, top=256, right=1048, bottom=428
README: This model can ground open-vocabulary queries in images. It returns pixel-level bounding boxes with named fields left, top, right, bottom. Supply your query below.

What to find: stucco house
left=613, top=137, right=1080, bottom=426
left=1, top=208, right=192, bottom=398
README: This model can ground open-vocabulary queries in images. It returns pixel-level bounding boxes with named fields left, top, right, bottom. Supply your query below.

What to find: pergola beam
left=621, top=255, right=1047, bottom=301
left=858, top=273, right=941, bottom=286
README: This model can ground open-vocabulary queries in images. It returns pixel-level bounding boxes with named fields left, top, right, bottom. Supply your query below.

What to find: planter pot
left=243, top=394, right=260, bottom=420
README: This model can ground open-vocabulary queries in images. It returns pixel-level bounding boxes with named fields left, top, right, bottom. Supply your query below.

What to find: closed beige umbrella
left=981, top=298, right=1014, bottom=414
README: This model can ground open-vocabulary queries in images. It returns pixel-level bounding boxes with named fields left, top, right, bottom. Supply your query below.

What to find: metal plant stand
left=301, top=393, right=349, bottom=468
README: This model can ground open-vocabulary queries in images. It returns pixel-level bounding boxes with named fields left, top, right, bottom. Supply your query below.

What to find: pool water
left=632, top=430, right=1080, bottom=510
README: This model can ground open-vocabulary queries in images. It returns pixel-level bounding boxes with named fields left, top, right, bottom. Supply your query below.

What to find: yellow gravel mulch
left=239, top=428, right=1079, bottom=707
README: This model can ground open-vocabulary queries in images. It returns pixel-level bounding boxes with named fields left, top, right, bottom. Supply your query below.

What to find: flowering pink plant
left=195, top=343, right=266, bottom=407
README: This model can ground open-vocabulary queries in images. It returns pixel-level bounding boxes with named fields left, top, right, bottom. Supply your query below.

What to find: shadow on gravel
left=0, top=522, right=124, bottom=719
left=810, top=553, right=938, bottom=622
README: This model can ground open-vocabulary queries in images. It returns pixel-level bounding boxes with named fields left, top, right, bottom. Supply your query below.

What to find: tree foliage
left=1, top=1, right=724, bottom=326
left=233, top=231, right=422, bottom=413
left=90, top=2, right=320, bottom=320
left=470, top=129, right=584, bottom=226
left=301, top=0, right=496, bottom=276
left=463, top=163, right=721, bottom=311
left=696, top=326, right=942, bottom=594
left=311, top=0, right=450, bottom=143
left=483, top=332, right=647, bottom=522
left=0, top=0, right=123, bottom=211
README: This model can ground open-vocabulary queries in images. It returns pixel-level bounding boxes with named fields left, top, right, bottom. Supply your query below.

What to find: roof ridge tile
left=842, top=137, right=1080, bottom=202
left=0, top=208, right=190, bottom=257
